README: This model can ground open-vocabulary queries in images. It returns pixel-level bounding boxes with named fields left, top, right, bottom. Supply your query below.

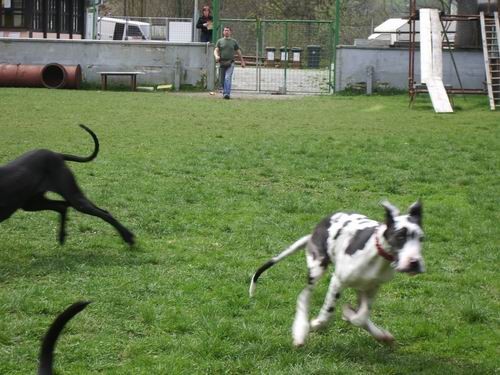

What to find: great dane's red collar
left=375, top=229, right=395, bottom=262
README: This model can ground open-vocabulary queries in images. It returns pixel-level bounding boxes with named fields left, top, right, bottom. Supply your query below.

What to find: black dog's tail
left=38, top=301, right=91, bottom=375
left=62, top=124, right=99, bottom=163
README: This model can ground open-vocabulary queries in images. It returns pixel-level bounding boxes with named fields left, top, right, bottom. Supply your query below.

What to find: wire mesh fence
left=218, top=18, right=335, bottom=94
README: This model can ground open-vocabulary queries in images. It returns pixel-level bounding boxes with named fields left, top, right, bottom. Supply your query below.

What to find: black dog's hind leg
left=51, top=166, right=135, bottom=245
left=23, top=194, right=69, bottom=244
left=72, top=197, right=135, bottom=245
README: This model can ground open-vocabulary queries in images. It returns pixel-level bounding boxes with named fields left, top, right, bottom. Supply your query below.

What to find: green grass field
left=0, top=88, right=498, bottom=374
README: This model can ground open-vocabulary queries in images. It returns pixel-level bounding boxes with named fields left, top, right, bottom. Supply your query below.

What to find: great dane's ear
left=381, top=200, right=399, bottom=228
left=408, top=200, right=423, bottom=226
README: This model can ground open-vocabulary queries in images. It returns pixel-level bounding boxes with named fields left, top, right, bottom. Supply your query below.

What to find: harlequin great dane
left=0, top=125, right=135, bottom=245
left=249, top=200, right=424, bottom=347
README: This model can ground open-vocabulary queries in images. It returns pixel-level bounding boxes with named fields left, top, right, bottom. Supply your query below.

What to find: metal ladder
left=480, top=11, right=500, bottom=110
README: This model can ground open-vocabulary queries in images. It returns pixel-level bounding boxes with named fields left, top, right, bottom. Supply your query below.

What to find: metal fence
left=218, top=18, right=336, bottom=94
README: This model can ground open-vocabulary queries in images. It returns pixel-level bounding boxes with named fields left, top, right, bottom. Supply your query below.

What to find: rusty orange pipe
left=60, top=64, right=82, bottom=89
left=0, top=64, right=44, bottom=87
left=0, top=63, right=81, bottom=89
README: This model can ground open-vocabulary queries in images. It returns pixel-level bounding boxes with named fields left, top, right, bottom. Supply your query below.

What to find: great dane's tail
left=249, top=235, right=311, bottom=297
left=38, top=301, right=90, bottom=375
left=61, top=124, right=99, bottom=163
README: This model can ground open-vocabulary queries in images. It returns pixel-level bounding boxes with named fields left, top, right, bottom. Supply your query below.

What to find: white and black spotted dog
left=249, top=200, right=424, bottom=347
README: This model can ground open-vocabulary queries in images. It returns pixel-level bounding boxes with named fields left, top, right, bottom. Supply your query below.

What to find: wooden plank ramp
left=419, top=8, right=453, bottom=113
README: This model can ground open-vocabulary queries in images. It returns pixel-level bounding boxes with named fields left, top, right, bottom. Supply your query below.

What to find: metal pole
left=93, top=1, right=97, bottom=39
left=257, top=18, right=261, bottom=92
left=55, top=0, right=60, bottom=39
left=284, top=22, right=288, bottom=94
left=211, top=0, right=220, bottom=90
left=125, top=16, right=128, bottom=40
left=408, top=0, right=416, bottom=104
left=68, top=0, right=73, bottom=39
left=193, top=0, right=198, bottom=42
left=440, top=18, right=466, bottom=99
left=212, top=0, right=219, bottom=43
left=329, top=20, right=334, bottom=93
left=176, top=0, right=182, bottom=17
left=332, top=0, right=340, bottom=92
left=165, top=17, right=168, bottom=41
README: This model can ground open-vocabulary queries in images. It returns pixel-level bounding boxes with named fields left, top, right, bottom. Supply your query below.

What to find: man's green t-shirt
left=216, top=37, right=240, bottom=62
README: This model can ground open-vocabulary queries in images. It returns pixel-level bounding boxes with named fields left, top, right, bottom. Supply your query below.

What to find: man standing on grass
left=214, top=26, right=245, bottom=100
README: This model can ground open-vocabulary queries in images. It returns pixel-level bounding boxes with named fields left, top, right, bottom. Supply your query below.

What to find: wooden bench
left=235, top=55, right=264, bottom=66
left=100, top=71, right=144, bottom=91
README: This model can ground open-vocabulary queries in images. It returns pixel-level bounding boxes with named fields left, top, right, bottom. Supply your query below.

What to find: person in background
left=214, top=26, right=246, bottom=99
left=196, top=5, right=213, bottom=43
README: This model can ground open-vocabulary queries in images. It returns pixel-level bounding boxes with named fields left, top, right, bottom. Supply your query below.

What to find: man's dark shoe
left=223, top=95, right=230, bottom=100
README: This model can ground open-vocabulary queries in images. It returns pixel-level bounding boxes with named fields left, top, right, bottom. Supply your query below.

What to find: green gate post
left=333, top=0, right=341, bottom=93
left=284, top=21, right=289, bottom=94
left=329, top=21, right=335, bottom=93
left=257, top=17, right=262, bottom=92
left=211, top=0, right=220, bottom=91
left=212, top=0, right=220, bottom=43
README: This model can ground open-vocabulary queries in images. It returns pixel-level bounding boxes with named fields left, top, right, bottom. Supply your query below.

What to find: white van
left=97, top=17, right=151, bottom=41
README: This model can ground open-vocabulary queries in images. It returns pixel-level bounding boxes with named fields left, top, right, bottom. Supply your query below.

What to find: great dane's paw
left=310, top=318, right=328, bottom=331
left=293, top=339, right=306, bottom=348
left=375, top=331, right=395, bottom=345
left=292, top=320, right=309, bottom=348
left=342, top=304, right=356, bottom=322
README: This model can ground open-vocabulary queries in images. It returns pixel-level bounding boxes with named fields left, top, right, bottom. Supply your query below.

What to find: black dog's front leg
left=23, top=195, right=69, bottom=244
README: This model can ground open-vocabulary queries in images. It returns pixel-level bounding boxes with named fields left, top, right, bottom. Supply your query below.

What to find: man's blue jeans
left=220, top=63, right=234, bottom=97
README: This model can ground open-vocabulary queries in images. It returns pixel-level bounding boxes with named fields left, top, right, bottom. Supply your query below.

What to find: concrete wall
left=0, top=38, right=215, bottom=90
left=0, top=38, right=486, bottom=94
left=336, top=46, right=485, bottom=92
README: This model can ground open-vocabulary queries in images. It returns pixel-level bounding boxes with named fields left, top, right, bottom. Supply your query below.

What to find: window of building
left=32, top=0, right=42, bottom=31
left=2, top=0, right=83, bottom=36
left=72, top=0, right=81, bottom=34
left=0, top=0, right=25, bottom=28
left=47, top=0, right=56, bottom=32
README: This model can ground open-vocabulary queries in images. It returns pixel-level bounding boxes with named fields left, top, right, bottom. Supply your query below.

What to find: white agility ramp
left=420, top=9, right=453, bottom=113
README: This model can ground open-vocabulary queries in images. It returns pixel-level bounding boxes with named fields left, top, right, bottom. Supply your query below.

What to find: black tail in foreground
left=38, top=301, right=90, bottom=375
left=61, top=124, right=99, bottom=163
